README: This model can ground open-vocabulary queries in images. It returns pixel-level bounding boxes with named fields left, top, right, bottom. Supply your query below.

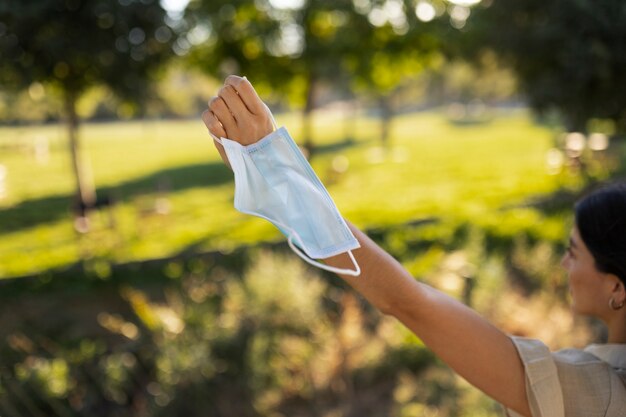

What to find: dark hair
left=575, top=182, right=626, bottom=284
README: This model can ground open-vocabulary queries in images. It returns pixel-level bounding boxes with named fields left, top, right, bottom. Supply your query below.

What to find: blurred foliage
left=0, top=66, right=220, bottom=124
left=0, top=209, right=603, bottom=416
left=340, top=0, right=446, bottom=146
left=466, top=0, right=626, bottom=134
left=184, top=0, right=454, bottom=152
left=434, top=51, right=518, bottom=105
left=184, top=0, right=292, bottom=102
left=0, top=0, right=173, bottom=103
left=0, top=0, right=176, bottom=211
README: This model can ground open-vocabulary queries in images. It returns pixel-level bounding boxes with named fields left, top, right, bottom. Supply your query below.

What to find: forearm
left=325, top=223, right=421, bottom=314
left=325, top=222, right=531, bottom=417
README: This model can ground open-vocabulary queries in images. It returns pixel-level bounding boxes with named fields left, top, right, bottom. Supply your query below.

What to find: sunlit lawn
left=0, top=108, right=573, bottom=278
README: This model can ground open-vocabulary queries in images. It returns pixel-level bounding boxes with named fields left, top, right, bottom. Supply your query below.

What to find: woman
left=202, top=75, right=626, bottom=417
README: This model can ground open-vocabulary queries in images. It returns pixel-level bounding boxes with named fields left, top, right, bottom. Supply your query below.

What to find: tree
left=466, top=0, right=626, bottom=133
left=341, top=0, right=446, bottom=147
left=186, top=0, right=355, bottom=156
left=0, top=0, right=173, bottom=215
left=184, top=0, right=289, bottom=104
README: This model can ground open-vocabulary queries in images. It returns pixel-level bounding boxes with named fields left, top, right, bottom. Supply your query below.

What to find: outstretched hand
left=202, top=75, right=274, bottom=168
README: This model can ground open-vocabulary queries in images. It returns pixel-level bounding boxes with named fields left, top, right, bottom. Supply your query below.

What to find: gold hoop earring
left=609, top=297, right=625, bottom=310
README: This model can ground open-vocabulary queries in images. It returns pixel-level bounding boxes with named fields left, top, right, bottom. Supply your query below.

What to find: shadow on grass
left=0, top=161, right=233, bottom=234
left=313, top=137, right=365, bottom=155
left=1, top=136, right=366, bottom=235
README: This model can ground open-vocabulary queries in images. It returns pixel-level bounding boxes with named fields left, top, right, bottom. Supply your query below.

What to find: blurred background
left=1, top=0, right=625, bottom=415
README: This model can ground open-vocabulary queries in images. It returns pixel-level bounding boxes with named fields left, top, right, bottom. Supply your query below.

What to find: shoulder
left=552, top=347, right=608, bottom=366
left=554, top=344, right=626, bottom=417
left=511, top=337, right=622, bottom=369
left=508, top=337, right=626, bottom=417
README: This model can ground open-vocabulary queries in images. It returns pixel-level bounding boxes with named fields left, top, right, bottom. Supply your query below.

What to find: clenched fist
left=202, top=75, right=274, bottom=168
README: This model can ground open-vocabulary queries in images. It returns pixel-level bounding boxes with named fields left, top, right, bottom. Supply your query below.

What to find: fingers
left=224, top=75, right=266, bottom=116
left=203, top=76, right=273, bottom=146
left=218, top=85, right=249, bottom=121
left=202, top=110, right=232, bottom=169
left=208, top=97, right=236, bottom=137
left=202, top=109, right=226, bottom=139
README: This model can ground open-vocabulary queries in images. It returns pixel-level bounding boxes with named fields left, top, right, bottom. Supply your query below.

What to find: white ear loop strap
left=287, top=234, right=361, bottom=277
left=238, top=209, right=362, bottom=277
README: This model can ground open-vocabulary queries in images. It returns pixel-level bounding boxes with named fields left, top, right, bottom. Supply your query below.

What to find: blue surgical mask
left=211, top=107, right=361, bottom=276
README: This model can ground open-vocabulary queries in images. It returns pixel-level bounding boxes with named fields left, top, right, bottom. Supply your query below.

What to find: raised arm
left=325, top=225, right=531, bottom=416
left=203, top=75, right=531, bottom=417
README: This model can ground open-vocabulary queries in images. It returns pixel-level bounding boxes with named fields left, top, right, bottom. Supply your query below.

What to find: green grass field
left=0, top=109, right=575, bottom=278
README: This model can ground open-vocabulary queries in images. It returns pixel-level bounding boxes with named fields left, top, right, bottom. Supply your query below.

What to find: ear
left=608, top=274, right=626, bottom=303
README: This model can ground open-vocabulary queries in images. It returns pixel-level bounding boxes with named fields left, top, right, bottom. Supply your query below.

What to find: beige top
left=505, top=337, right=626, bottom=417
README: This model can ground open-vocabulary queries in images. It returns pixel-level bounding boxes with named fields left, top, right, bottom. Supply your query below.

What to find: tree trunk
left=65, top=91, right=96, bottom=216
left=343, top=99, right=357, bottom=142
left=564, top=110, right=587, bottom=134
left=613, top=113, right=626, bottom=138
left=378, top=95, right=392, bottom=148
left=302, top=72, right=316, bottom=158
